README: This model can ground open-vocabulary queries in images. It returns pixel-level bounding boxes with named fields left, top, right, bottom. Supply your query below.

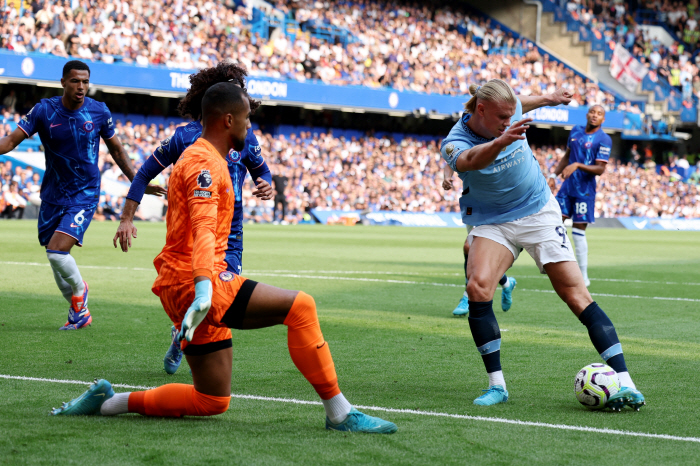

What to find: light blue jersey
left=440, top=98, right=550, bottom=226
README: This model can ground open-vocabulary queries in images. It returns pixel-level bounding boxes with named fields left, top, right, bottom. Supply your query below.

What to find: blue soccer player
left=440, top=79, right=644, bottom=411
left=552, top=105, right=610, bottom=287
left=113, top=62, right=273, bottom=374
left=0, top=61, right=164, bottom=330
left=443, top=164, right=517, bottom=316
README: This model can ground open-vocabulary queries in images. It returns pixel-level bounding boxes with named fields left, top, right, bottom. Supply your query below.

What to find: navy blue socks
left=468, top=300, right=502, bottom=373
left=578, top=301, right=628, bottom=373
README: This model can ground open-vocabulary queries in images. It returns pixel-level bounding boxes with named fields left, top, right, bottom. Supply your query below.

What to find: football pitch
left=1, top=221, right=699, bottom=465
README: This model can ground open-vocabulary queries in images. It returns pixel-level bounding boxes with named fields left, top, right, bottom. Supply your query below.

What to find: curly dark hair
left=177, top=61, right=261, bottom=120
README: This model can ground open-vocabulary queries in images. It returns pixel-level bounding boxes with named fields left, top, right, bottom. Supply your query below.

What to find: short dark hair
left=201, top=82, right=248, bottom=124
left=62, top=60, right=91, bottom=78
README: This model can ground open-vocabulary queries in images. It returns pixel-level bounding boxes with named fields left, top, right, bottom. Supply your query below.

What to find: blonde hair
left=464, top=79, right=517, bottom=114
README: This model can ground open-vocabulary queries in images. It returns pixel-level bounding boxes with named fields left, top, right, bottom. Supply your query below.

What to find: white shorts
left=467, top=194, right=576, bottom=274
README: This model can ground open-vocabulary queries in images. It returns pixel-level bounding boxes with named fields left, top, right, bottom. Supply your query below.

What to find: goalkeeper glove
left=178, top=279, right=213, bottom=342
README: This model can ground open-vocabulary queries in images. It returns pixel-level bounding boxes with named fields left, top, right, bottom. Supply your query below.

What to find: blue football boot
left=606, top=387, right=646, bottom=412
left=50, top=379, right=114, bottom=416
left=473, top=385, right=509, bottom=406
left=501, top=277, right=517, bottom=312
left=164, top=325, right=183, bottom=375
left=60, top=281, right=92, bottom=330
left=452, top=294, right=469, bottom=317
left=325, top=408, right=397, bottom=434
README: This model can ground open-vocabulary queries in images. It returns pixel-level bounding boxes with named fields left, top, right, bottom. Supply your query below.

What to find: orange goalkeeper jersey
left=153, top=138, right=234, bottom=289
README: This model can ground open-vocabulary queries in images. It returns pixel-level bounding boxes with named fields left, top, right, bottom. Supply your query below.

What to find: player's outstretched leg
left=578, top=302, right=645, bottom=411
left=499, top=274, right=516, bottom=312
left=163, top=325, right=183, bottom=374
left=546, top=261, right=644, bottom=411
left=236, top=282, right=397, bottom=433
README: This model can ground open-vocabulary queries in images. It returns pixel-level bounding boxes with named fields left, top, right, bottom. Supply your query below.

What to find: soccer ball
left=574, top=363, right=620, bottom=410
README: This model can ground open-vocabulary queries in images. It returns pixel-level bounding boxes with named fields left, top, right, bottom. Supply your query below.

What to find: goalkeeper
left=50, top=83, right=397, bottom=434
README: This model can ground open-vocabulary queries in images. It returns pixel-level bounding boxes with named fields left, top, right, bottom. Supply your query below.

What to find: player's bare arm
left=113, top=199, right=140, bottom=252
left=561, top=160, right=607, bottom=180
left=554, top=148, right=571, bottom=176
left=520, top=88, right=573, bottom=113
left=105, top=136, right=166, bottom=199
left=104, top=135, right=136, bottom=181
left=455, top=118, right=532, bottom=172
left=0, top=127, right=28, bottom=155
left=252, top=178, right=273, bottom=200
left=442, top=165, right=454, bottom=190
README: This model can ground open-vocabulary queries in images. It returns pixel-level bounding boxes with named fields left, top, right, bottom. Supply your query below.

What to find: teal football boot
left=606, top=387, right=646, bottom=412
left=473, top=385, right=509, bottom=406
left=50, top=379, right=114, bottom=416
left=452, top=294, right=469, bottom=317
left=501, top=278, right=517, bottom=312
left=326, top=408, right=397, bottom=433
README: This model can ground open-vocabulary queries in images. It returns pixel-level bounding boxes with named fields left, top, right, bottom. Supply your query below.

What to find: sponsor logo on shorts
left=197, top=169, right=212, bottom=188
left=194, top=189, right=211, bottom=198
left=466, top=207, right=472, bottom=215
left=70, top=223, right=79, bottom=228
left=82, top=121, right=94, bottom=132
left=219, top=271, right=234, bottom=282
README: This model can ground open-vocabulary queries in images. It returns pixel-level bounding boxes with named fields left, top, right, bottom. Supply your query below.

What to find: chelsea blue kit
left=18, top=96, right=115, bottom=245
left=127, top=121, right=271, bottom=274
left=556, top=125, right=611, bottom=223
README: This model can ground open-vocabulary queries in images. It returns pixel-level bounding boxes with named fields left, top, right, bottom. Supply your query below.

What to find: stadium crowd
left=0, top=0, right=618, bottom=107
left=2, top=118, right=699, bottom=222
left=563, top=0, right=700, bottom=101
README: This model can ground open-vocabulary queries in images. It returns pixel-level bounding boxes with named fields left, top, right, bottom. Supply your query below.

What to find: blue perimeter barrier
left=312, top=209, right=700, bottom=231
left=0, top=50, right=626, bottom=128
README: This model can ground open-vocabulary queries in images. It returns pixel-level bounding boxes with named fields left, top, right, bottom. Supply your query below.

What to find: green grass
left=1, top=220, right=699, bottom=465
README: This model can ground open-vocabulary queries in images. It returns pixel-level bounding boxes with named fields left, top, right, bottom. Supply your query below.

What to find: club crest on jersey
left=197, top=169, right=213, bottom=188
left=445, top=143, right=455, bottom=156
left=219, top=271, right=234, bottom=282
left=584, top=142, right=593, bottom=148
left=227, top=150, right=242, bottom=164
left=82, top=121, right=94, bottom=132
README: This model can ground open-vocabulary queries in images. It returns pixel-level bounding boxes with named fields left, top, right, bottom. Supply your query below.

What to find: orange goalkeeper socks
left=128, top=384, right=230, bottom=417
left=284, top=291, right=341, bottom=400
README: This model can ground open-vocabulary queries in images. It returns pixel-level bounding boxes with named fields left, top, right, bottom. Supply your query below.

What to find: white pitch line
left=4, top=261, right=699, bottom=287
left=2, top=261, right=696, bottom=303
left=1, top=374, right=698, bottom=444
left=0, top=261, right=153, bottom=272
left=248, top=272, right=700, bottom=303
left=248, top=270, right=700, bottom=287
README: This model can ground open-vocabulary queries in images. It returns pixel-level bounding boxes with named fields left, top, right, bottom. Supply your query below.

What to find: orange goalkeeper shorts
left=154, top=272, right=255, bottom=353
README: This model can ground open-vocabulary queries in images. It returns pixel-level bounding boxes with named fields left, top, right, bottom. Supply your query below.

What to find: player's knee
left=192, top=390, right=230, bottom=416
left=283, top=291, right=317, bottom=329
left=466, top=277, right=492, bottom=302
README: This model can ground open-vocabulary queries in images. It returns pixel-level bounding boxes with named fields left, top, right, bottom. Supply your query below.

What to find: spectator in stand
left=0, top=0, right=617, bottom=105
left=1, top=181, right=27, bottom=219
left=2, top=90, right=17, bottom=114
left=272, top=166, right=289, bottom=223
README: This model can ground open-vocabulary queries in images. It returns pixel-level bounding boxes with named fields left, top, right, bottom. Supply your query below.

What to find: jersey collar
left=461, top=113, right=494, bottom=143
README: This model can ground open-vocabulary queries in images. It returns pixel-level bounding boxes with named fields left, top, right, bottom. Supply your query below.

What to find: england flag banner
left=609, top=44, right=649, bottom=92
